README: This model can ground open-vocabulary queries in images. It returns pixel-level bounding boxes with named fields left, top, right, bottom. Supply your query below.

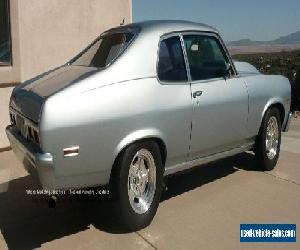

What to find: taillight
left=26, top=125, right=40, bottom=145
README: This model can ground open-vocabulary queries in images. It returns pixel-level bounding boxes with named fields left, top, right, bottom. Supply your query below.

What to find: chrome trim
left=265, top=116, right=279, bottom=160
left=283, top=111, right=293, bottom=132
left=180, top=33, right=192, bottom=82
left=127, top=149, right=156, bottom=214
left=164, top=142, right=254, bottom=176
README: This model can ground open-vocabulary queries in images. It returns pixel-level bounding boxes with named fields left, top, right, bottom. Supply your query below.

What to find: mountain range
left=227, top=30, right=300, bottom=46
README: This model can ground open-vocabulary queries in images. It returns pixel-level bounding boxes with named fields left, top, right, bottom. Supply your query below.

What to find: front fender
left=261, top=97, right=285, bottom=123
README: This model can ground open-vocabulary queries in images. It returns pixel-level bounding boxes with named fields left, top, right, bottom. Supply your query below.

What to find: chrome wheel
left=127, top=149, right=156, bottom=214
left=265, top=116, right=279, bottom=160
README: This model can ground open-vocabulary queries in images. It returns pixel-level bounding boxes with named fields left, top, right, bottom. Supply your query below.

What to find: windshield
left=72, top=32, right=135, bottom=68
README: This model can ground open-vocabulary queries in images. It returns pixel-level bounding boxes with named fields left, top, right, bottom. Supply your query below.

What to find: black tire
left=111, top=141, right=164, bottom=231
left=254, top=107, right=282, bottom=171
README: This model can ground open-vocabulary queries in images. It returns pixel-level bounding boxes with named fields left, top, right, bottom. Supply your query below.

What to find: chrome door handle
left=193, top=91, right=203, bottom=98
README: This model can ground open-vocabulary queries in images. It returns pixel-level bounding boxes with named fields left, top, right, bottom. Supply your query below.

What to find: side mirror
left=216, top=62, right=231, bottom=79
left=222, top=63, right=232, bottom=79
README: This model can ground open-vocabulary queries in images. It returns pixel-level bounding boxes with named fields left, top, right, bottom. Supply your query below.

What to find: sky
left=133, top=0, right=300, bottom=41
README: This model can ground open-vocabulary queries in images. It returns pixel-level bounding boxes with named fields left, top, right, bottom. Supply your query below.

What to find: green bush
left=293, top=68, right=300, bottom=110
left=232, top=51, right=300, bottom=111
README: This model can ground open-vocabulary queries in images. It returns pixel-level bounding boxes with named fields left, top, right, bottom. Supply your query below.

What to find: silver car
left=6, top=20, right=292, bottom=230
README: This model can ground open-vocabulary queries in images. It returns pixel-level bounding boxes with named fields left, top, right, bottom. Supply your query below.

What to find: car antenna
left=120, top=18, right=125, bottom=26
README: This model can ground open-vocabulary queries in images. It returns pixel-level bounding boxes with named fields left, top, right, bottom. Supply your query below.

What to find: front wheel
left=112, top=141, right=164, bottom=231
left=255, top=107, right=282, bottom=171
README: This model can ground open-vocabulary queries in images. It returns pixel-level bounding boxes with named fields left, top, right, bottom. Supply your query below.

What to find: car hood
left=233, top=61, right=260, bottom=76
left=10, top=65, right=98, bottom=123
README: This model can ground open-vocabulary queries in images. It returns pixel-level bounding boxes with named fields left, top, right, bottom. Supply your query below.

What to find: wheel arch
left=109, top=129, right=167, bottom=186
left=261, top=98, right=286, bottom=126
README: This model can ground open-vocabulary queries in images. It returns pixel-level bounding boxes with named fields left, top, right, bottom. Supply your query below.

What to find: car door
left=156, top=34, right=193, bottom=168
left=182, top=33, right=249, bottom=160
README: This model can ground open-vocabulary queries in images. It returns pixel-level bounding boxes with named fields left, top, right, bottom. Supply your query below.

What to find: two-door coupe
left=6, top=20, right=292, bottom=230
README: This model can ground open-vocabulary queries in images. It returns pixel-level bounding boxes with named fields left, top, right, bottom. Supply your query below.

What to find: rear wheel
left=112, top=141, right=164, bottom=231
left=255, top=107, right=282, bottom=171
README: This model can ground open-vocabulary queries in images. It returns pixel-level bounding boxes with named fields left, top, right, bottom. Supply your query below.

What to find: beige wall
left=0, top=0, right=21, bottom=148
left=0, top=0, right=21, bottom=84
left=0, top=0, right=132, bottom=148
left=18, top=0, right=132, bottom=81
left=0, top=87, right=13, bottom=148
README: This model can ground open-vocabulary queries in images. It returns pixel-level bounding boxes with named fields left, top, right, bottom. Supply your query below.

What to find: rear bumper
left=282, top=111, right=293, bottom=132
left=6, top=125, right=110, bottom=190
left=6, top=125, right=56, bottom=189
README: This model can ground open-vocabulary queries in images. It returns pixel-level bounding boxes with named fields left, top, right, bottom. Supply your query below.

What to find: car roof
left=107, top=20, right=219, bottom=36
left=137, top=20, right=218, bottom=33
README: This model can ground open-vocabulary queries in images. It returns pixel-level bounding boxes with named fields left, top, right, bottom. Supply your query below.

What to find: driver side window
left=183, top=35, right=230, bottom=81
